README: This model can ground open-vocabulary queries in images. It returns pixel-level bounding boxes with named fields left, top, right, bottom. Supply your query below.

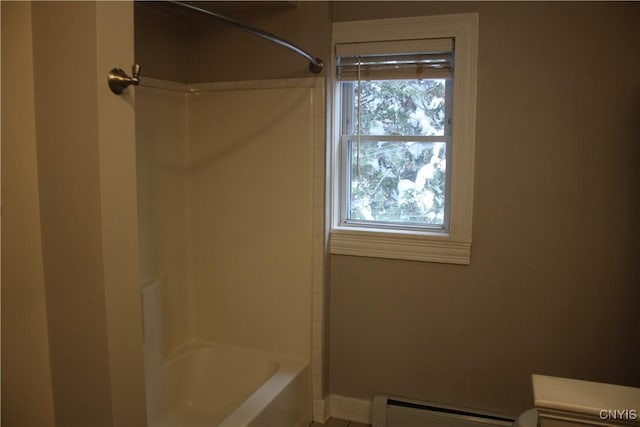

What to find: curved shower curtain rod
left=169, top=1, right=324, bottom=74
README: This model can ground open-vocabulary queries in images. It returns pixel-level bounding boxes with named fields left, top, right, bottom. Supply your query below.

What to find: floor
left=310, top=418, right=371, bottom=427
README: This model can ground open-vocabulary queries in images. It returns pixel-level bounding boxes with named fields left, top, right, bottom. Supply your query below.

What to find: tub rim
left=158, top=340, right=308, bottom=427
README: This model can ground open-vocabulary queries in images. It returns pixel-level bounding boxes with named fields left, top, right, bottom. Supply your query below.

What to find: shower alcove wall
left=134, top=4, right=327, bottom=425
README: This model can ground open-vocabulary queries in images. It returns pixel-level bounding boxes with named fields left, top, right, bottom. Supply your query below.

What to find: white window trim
left=328, top=13, right=479, bottom=265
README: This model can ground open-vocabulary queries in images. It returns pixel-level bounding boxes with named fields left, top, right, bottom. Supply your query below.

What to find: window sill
left=329, top=227, right=471, bottom=265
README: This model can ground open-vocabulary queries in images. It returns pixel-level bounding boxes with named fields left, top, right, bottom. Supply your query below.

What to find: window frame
left=328, top=14, right=479, bottom=265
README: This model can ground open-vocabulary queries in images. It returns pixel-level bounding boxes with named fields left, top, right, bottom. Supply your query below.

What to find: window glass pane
left=350, top=79, right=447, bottom=136
left=348, top=140, right=446, bottom=226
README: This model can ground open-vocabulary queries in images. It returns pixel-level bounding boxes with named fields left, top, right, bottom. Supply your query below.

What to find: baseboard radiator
left=372, top=395, right=515, bottom=427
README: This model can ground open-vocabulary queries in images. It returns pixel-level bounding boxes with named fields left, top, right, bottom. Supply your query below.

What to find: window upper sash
left=335, top=38, right=454, bottom=81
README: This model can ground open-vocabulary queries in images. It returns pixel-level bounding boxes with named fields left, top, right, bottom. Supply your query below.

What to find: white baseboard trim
left=313, top=398, right=330, bottom=424
left=328, top=394, right=373, bottom=425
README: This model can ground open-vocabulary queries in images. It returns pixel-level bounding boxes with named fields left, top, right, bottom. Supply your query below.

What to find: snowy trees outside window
left=343, top=79, right=450, bottom=227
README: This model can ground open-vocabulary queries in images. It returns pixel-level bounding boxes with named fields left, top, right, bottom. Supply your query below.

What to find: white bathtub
left=147, top=342, right=310, bottom=427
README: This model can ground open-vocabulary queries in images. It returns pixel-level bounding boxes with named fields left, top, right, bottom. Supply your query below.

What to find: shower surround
left=136, top=77, right=325, bottom=427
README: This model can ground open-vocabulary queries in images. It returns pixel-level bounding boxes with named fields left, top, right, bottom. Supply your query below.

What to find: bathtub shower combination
left=134, top=5, right=325, bottom=425
left=136, top=75, right=324, bottom=427
left=142, top=281, right=309, bottom=427
left=158, top=343, right=307, bottom=427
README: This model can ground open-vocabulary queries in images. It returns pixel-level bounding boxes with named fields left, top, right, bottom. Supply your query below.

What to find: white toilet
left=526, top=375, right=639, bottom=427
left=515, top=408, right=538, bottom=427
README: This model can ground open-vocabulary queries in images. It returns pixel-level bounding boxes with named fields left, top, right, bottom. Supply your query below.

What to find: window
left=329, top=14, right=478, bottom=264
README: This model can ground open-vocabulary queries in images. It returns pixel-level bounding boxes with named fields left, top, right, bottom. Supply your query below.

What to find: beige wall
left=2, top=2, right=147, bottom=425
left=1, top=2, right=56, bottom=425
left=95, top=4, right=148, bottom=424
left=184, top=2, right=331, bottom=82
left=135, top=1, right=332, bottom=82
left=329, top=1, right=640, bottom=416
left=134, top=0, right=640, bottom=418
left=135, top=2, right=188, bottom=82
left=31, top=3, right=113, bottom=421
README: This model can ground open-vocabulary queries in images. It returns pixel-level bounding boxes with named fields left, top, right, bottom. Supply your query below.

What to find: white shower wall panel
left=136, top=86, right=193, bottom=356
left=187, top=87, right=314, bottom=361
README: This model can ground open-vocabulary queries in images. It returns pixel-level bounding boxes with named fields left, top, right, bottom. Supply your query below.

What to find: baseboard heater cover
left=372, top=395, right=515, bottom=427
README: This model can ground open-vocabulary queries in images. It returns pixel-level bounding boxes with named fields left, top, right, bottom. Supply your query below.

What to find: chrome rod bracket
left=108, top=64, right=141, bottom=95
left=309, top=58, right=324, bottom=74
